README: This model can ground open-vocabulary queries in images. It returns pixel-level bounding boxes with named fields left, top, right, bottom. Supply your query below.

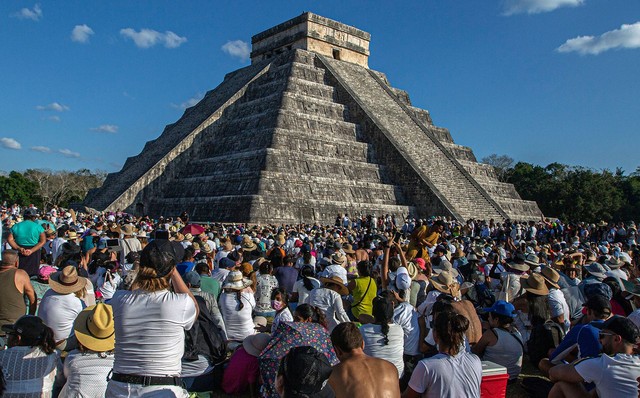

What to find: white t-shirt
left=359, top=323, right=405, bottom=377
left=219, top=291, right=256, bottom=341
left=38, top=290, right=85, bottom=342
left=575, top=353, right=640, bottom=398
left=110, top=289, right=197, bottom=376
left=548, top=288, right=571, bottom=332
left=408, top=351, right=482, bottom=398
left=97, top=272, right=122, bottom=300
left=271, top=308, right=294, bottom=334
left=60, top=350, right=114, bottom=398
left=292, top=277, right=321, bottom=304
left=393, top=302, right=421, bottom=356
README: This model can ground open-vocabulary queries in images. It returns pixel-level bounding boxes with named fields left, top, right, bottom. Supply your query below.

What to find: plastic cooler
left=480, top=360, right=508, bottom=398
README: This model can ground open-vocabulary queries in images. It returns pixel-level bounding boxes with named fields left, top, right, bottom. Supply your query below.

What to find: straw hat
left=342, top=244, right=355, bottom=254
left=429, top=271, right=460, bottom=296
left=73, top=303, right=115, bottom=352
left=122, top=224, right=137, bottom=236
left=200, top=242, right=213, bottom=254
left=330, top=252, right=347, bottom=267
left=174, top=232, right=185, bottom=242
left=524, top=254, right=540, bottom=268
left=241, top=235, right=257, bottom=252
left=605, top=257, right=624, bottom=269
left=540, top=267, right=560, bottom=289
left=49, top=266, right=88, bottom=294
left=520, top=273, right=549, bottom=296
left=222, top=270, right=252, bottom=290
left=243, top=333, right=271, bottom=357
left=67, top=230, right=78, bottom=240
left=406, top=262, right=419, bottom=280
left=432, top=260, right=459, bottom=278
left=320, top=275, right=349, bottom=296
left=184, top=233, right=194, bottom=241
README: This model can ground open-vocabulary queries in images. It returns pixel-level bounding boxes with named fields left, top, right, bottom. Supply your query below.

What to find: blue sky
left=1, top=1, right=639, bottom=174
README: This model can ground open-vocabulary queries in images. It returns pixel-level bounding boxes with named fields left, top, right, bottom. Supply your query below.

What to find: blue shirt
left=550, top=319, right=604, bottom=363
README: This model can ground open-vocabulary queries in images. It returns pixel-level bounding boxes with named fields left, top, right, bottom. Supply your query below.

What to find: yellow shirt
left=351, top=276, right=377, bottom=320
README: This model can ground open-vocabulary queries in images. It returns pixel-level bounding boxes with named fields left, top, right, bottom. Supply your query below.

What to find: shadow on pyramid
left=84, top=12, right=541, bottom=224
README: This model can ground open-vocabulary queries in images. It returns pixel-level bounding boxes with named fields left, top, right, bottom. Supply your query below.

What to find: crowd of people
left=1, top=205, right=640, bottom=397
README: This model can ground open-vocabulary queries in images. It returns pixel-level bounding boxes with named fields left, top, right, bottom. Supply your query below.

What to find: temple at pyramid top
left=251, top=12, right=371, bottom=67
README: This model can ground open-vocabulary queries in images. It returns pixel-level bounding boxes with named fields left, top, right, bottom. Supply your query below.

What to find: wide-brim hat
left=342, top=244, right=355, bottom=254
left=605, top=257, right=623, bottom=269
left=222, top=239, right=233, bottom=251
left=429, top=271, right=459, bottom=295
left=508, top=259, right=529, bottom=272
left=520, top=273, right=549, bottom=296
left=406, top=262, right=419, bottom=280
left=320, top=275, right=349, bottom=296
left=222, top=270, right=252, bottom=290
left=585, top=262, right=608, bottom=280
left=432, top=260, right=459, bottom=278
left=541, top=267, right=560, bottom=289
left=73, top=303, right=115, bottom=352
left=121, top=224, right=137, bottom=236
left=200, top=243, right=213, bottom=254
left=243, top=333, right=271, bottom=357
left=330, top=252, right=347, bottom=266
left=241, top=235, right=257, bottom=252
left=67, top=231, right=78, bottom=240
left=184, top=233, right=194, bottom=241
left=524, top=254, right=540, bottom=268
left=49, top=265, right=88, bottom=294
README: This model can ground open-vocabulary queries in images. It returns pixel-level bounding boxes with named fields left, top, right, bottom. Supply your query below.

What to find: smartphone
left=106, top=239, right=120, bottom=247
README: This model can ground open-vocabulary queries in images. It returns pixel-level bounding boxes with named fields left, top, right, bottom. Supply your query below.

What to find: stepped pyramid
left=84, top=12, right=541, bottom=224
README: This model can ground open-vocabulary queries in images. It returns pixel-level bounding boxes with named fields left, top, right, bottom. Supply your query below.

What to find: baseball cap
left=183, top=271, right=201, bottom=288
left=595, top=316, right=640, bottom=344
left=2, top=315, right=48, bottom=340
left=483, top=300, right=516, bottom=318
left=582, top=295, right=612, bottom=313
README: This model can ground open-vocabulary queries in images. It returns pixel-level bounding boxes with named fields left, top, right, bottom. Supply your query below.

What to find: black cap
left=583, top=295, right=612, bottom=313
left=140, top=239, right=184, bottom=277
left=595, top=316, right=640, bottom=344
left=280, top=346, right=333, bottom=396
left=2, top=315, right=47, bottom=340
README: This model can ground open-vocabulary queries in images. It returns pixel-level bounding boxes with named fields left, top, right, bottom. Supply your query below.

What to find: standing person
left=274, top=256, right=298, bottom=294
left=59, top=303, right=116, bottom=398
left=254, top=260, right=279, bottom=317
left=119, top=224, right=142, bottom=265
left=0, top=250, right=37, bottom=345
left=549, top=316, right=640, bottom=398
left=6, top=208, right=46, bottom=277
left=403, top=311, right=482, bottom=398
left=0, top=315, right=63, bottom=397
left=406, top=220, right=445, bottom=261
left=328, top=322, right=400, bottom=398
left=105, top=239, right=198, bottom=398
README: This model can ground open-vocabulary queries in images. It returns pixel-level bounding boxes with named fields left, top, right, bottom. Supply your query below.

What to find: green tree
left=0, top=171, right=37, bottom=206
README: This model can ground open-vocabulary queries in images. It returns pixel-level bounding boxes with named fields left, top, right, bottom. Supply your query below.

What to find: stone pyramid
left=84, top=12, right=542, bottom=224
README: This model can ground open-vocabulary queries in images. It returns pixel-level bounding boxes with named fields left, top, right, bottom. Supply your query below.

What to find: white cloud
left=47, top=115, right=61, bottom=122
left=71, top=24, right=94, bottom=43
left=12, top=3, right=42, bottom=21
left=171, top=93, right=204, bottom=109
left=36, top=102, right=69, bottom=112
left=502, top=0, right=584, bottom=15
left=120, top=28, right=187, bottom=49
left=31, top=146, right=52, bottom=153
left=222, top=40, right=250, bottom=61
left=90, top=124, right=118, bottom=133
left=557, top=22, right=640, bottom=55
left=0, top=138, right=22, bottom=150
left=58, top=148, right=81, bottom=158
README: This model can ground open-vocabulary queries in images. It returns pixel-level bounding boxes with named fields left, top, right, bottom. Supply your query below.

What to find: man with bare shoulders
left=0, top=249, right=37, bottom=345
left=329, top=322, right=401, bottom=398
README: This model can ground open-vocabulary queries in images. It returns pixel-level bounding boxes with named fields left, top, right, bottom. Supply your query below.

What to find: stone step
left=275, top=110, right=358, bottom=141
left=264, top=148, right=388, bottom=183
left=258, top=170, right=408, bottom=204
left=271, top=128, right=370, bottom=160
left=408, top=106, right=433, bottom=126
left=429, top=126, right=454, bottom=143
left=440, top=142, right=477, bottom=162
left=270, top=61, right=328, bottom=85
left=280, top=91, right=347, bottom=120
left=285, top=77, right=336, bottom=101
left=320, top=56, right=506, bottom=221
left=457, top=159, right=500, bottom=180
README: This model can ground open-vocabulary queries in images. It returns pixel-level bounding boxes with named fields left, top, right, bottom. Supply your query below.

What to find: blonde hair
left=132, top=266, right=171, bottom=292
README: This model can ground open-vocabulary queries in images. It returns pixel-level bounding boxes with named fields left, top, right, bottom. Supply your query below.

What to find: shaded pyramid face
left=85, top=20, right=541, bottom=223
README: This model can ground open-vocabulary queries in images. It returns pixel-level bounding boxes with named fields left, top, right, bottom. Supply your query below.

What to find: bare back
left=329, top=354, right=400, bottom=398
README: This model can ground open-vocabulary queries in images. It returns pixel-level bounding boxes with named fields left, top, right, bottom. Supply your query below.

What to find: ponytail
left=372, top=295, right=394, bottom=346
left=236, top=291, right=245, bottom=311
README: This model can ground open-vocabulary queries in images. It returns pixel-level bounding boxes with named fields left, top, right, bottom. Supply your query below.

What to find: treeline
left=483, top=155, right=640, bottom=222
left=0, top=169, right=106, bottom=210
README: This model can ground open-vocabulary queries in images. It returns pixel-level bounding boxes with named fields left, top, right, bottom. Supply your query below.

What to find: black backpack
left=526, top=320, right=565, bottom=368
left=183, top=295, right=227, bottom=364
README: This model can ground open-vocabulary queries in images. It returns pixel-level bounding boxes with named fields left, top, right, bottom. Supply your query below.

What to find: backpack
left=526, top=320, right=565, bottom=367
left=183, top=295, right=227, bottom=364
